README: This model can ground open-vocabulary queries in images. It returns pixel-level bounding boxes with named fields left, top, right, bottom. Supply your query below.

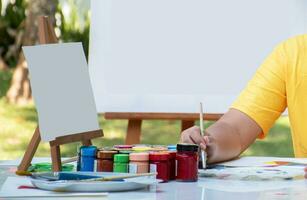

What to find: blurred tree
left=6, top=0, right=58, bottom=105
left=0, top=0, right=26, bottom=70
left=58, top=0, right=90, bottom=58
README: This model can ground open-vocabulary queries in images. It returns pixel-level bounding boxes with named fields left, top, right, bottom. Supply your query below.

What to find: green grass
left=0, top=70, right=12, bottom=98
left=0, top=70, right=294, bottom=159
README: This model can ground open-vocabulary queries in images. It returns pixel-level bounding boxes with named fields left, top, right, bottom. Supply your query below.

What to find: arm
left=181, top=108, right=262, bottom=163
left=181, top=41, right=289, bottom=163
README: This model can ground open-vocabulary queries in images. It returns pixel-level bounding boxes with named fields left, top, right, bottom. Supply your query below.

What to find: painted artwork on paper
left=199, top=166, right=304, bottom=181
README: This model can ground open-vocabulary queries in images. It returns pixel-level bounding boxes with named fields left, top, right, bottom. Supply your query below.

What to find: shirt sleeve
left=231, top=43, right=287, bottom=139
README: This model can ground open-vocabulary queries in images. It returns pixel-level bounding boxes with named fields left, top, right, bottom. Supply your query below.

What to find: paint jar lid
left=130, top=152, right=149, bottom=161
left=167, top=145, right=177, bottom=151
left=113, top=144, right=134, bottom=149
left=80, top=146, right=97, bottom=157
left=151, top=145, right=168, bottom=151
left=132, top=146, right=152, bottom=152
left=97, top=150, right=118, bottom=159
left=149, top=152, right=169, bottom=161
left=114, top=154, right=129, bottom=163
left=119, top=150, right=133, bottom=154
left=176, top=143, right=198, bottom=152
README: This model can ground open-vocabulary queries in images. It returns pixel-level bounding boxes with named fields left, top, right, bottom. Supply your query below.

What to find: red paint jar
left=168, top=151, right=177, bottom=180
left=96, top=150, right=117, bottom=172
left=149, top=152, right=170, bottom=182
left=176, top=143, right=198, bottom=182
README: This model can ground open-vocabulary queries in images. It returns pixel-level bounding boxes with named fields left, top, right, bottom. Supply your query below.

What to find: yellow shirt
left=231, top=34, right=307, bottom=157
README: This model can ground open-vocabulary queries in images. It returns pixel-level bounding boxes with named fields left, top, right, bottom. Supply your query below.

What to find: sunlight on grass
left=0, top=97, right=294, bottom=159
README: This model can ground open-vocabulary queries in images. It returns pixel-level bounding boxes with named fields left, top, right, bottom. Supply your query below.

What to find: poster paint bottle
left=129, top=152, right=149, bottom=173
left=176, top=143, right=198, bottom=182
left=149, top=152, right=170, bottom=182
left=113, top=154, right=129, bottom=173
left=80, top=146, right=97, bottom=172
left=96, top=150, right=117, bottom=172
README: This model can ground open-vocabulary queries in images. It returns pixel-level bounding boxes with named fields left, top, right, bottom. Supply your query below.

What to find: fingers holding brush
left=180, top=126, right=206, bottom=145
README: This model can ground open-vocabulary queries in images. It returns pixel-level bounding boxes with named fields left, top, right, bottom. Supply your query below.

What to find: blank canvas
left=23, top=43, right=100, bottom=142
left=89, top=0, right=307, bottom=113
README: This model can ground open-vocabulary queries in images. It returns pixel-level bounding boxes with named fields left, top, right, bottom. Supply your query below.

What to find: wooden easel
left=17, top=16, right=103, bottom=172
left=104, top=112, right=222, bottom=144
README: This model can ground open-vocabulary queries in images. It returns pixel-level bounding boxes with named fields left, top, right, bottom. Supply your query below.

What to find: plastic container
left=176, top=143, right=198, bottom=182
left=129, top=152, right=149, bottom=173
left=149, top=152, right=170, bottom=182
left=113, top=154, right=129, bottom=173
left=80, top=146, right=97, bottom=172
left=96, top=150, right=117, bottom=172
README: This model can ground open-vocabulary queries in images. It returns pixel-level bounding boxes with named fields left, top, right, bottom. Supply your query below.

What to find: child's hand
left=180, top=126, right=210, bottom=150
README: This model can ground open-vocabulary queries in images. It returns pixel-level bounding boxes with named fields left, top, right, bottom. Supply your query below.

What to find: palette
left=30, top=172, right=159, bottom=192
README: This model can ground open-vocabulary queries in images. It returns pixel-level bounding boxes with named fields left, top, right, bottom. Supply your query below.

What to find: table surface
left=1, top=158, right=307, bottom=200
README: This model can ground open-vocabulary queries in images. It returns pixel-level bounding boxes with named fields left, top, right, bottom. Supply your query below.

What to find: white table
left=1, top=158, right=307, bottom=200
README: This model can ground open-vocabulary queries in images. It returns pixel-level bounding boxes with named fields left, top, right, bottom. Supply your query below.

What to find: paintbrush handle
left=199, top=102, right=207, bottom=169
left=62, top=156, right=78, bottom=164
left=83, top=172, right=158, bottom=182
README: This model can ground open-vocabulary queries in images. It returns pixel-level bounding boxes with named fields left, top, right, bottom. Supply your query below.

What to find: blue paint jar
left=80, top=146, right=97, bottom=171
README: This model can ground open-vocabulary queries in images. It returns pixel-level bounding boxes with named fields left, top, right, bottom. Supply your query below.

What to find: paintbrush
left=62, top=156, right=78, bottom=164
left=80, top=172, right=158, bottom=182
left=199, top=102, right=207, bottom=169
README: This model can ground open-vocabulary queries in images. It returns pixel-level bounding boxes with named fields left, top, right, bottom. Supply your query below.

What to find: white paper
left=23, top=43, right=100, bottom=141
left=0, top=177, right=108, bottom=198
left=199, top=178, right=307, bottom=192
left=89, top=0, right=307, bottom=113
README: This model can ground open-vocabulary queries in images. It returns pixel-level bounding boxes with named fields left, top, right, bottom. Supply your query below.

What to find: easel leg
left=181, top=120, right=195, bottom=131
left=17, top=127, right=41, bottom=172
left=125, top=120, right=142, bottom=145
left=50, top=145, right=62, bottom=172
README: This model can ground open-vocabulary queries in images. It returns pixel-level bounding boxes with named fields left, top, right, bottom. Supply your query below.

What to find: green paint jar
left=113, top=154, right=129, bottom=173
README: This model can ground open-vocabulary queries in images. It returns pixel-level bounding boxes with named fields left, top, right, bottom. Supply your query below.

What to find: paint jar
left=80, top=146, right=97, bottom=172
left=129, top=152, right=149, bottom=173
left=149, top=152, right=170, bottom=182
left=168, top=151, right=177, bottom=180
left=176, top=143, right=198, bottom=182
left=96, top=150, right=117, bottom=172
left=113, top=154, right=129, bottom=173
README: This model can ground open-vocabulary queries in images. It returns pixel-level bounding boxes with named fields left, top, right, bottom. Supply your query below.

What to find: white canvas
left=89, top=0, right=307, bottom=113
left=23, top=43, right=100, bottom=141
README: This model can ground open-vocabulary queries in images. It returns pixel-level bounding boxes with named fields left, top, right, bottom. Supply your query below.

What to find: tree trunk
left=6, top=0, right=58, bottom=105
left=0, top=58, right=8, bottom=71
